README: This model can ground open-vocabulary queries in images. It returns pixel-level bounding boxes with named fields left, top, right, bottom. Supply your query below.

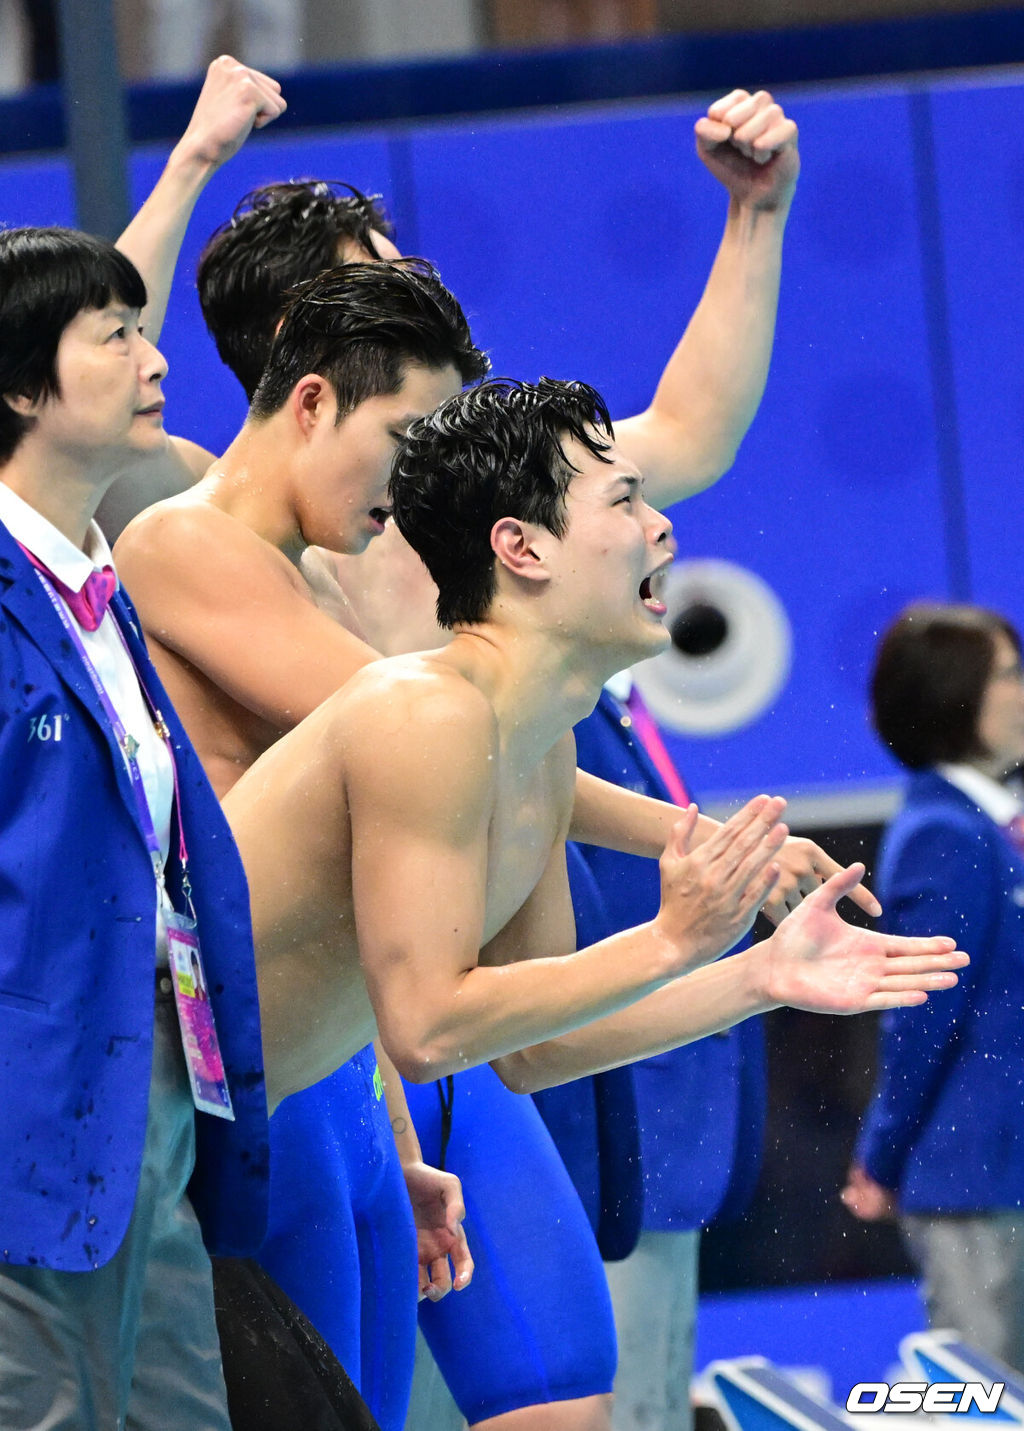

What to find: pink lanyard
left=624, top=686, right=691, bottom=808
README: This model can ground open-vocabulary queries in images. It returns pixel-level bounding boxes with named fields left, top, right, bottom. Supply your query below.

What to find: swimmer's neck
left=195, top=419, right=308, bottom=564
left=444, top=620, right=606, bottom=765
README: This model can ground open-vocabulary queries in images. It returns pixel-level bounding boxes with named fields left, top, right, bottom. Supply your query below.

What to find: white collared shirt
left=0, top=482, right=173, bottom=864
left=937, top=762, right=1024, bottom=828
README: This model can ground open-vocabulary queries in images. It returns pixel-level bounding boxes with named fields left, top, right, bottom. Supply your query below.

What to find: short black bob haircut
left=197, top=179, right=394, bottom=399
left=249, top=258, right=488, bottom=426
left=871, top=602, right=1021, bottom=769
left=0, top=224, right=148, bottom=463
left=391, top=376, right=614, bottom=630
left=0, top=226, right=147, bottom=465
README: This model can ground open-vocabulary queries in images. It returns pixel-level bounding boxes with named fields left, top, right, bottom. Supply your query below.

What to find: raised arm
left=346, top=677, right=788, bottom=1081
left=614, top=89, right=799, bottom=509
left=99, top=58, right=287, bottom=542
left=117, top=55, right=286, bottom=341
left=496, top=865, right=967, bottom=1094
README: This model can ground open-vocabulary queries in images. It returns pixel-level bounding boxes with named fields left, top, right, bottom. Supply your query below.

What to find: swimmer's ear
left=291, top=373, right=334, bottom=435
left=491, top=517, right=550, bottom=586
left=3, top=390, right=40, bottom=418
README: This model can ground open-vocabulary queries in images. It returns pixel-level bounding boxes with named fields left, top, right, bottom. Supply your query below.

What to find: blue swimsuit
left=258, top=1046, right=417, bottom=1431
left=406, top=1062, right=617, bottom=1423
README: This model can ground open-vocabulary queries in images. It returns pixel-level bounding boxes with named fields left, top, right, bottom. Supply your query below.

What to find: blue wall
left=0, top=68, right=1017, bottom=800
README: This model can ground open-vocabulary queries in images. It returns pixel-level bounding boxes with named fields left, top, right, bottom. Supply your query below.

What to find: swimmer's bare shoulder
left=115, top=489, right=377, bottom=729
left=98, top=434, right=215, bottom=543
left=330, top=650, right=500, bottom=813
left=116, top=490, right=304, bottom=638
left=301, top=652, right=498, bottom=894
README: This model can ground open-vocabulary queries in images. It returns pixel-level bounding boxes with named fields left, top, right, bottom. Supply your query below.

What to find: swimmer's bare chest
left=292, top=709, right=570, bottom=956
left=478, top=758, right=571, bottom=956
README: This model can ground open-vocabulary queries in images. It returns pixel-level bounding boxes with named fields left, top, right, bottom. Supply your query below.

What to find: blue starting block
left=706, top=1358, right=852, bottom=1431
left=898, top=1332, right=1024, bottom=1422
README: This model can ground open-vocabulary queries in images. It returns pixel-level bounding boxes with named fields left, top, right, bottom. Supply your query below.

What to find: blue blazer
left=856, top=770, right=1024, bottom=1213
left=568, top=689, right=765, bottom=1232
left=0, top=523, right=268, bottom=1271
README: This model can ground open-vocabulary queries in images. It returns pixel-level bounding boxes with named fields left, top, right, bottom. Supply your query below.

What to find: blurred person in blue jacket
left=843, top=602, right=1024, bottom=1370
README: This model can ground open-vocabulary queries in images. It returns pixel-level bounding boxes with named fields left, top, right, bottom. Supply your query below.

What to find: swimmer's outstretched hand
left=175, top=55, right=287, bottom=172
left=654, top=794, right=788, bottom=975
left=695, top=89, right=799, bottom=212
left=761, top=863, right=969, bottom=1013
left=761, top=835, right=882, bottom=926
left=403, top=1160, right=474, bottom=1302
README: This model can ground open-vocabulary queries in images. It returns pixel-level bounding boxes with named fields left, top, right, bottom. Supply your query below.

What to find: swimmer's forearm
left=569, top=777, right=879, bottom=924
left=117, top=58, right=286, bottom=341
left=658, top=198, right=787, bottom=491
left=492, top=942, right=776, bottom=1093
left=375, top=1043, right=424, bottom=1163
left=117, top=145, right=222, bottom=342
left=374, top=921, right=701, bottom=1084
left=570, top=768, right=718, bottom=857
left=614, top=197, right=789, bottom=508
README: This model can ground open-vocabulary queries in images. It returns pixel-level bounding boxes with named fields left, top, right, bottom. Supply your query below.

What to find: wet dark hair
left=197, top=180, right=395, bottom=398
left=249, top=258, right=488, bottom=424
left=391, top=376, right=614, bottom=628
left=0, top=226, right=147, bottom=464
left=871, top=602, right=1021, bottom=769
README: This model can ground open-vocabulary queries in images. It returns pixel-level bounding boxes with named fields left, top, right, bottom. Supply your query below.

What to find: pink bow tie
left=18, top=544, right=117, bottom=631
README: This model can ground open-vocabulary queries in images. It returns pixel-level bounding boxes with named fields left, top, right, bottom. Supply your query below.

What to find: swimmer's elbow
left=374, top=971, right=487, bottom=1081
left=491, top=1051, right=549, bottom=1096
left=388, top=1047, right=443, bottom=1083
left=378, top=1020, right=460, bottom=1083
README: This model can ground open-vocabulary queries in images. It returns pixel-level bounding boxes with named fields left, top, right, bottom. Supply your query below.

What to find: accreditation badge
left=165, top=911, right=235, bottom=1121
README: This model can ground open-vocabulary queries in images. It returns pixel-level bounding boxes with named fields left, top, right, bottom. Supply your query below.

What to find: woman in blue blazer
left=0, top=227, right=268, bottom=1430
left=844, top=602, right=1024, bottom=1369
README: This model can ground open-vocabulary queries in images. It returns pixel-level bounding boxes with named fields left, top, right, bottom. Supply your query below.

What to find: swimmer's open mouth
left=369, top=506, right=392, bottom=527
left=639, top=566, right=669, bottom=615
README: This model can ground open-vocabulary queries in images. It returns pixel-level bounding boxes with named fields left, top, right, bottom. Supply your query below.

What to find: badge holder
left=34, top=571, right=234, bottom=1120
left=151, top=729, right=235, bottom=1121
left=166, top=904, right=234, bottom=1120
